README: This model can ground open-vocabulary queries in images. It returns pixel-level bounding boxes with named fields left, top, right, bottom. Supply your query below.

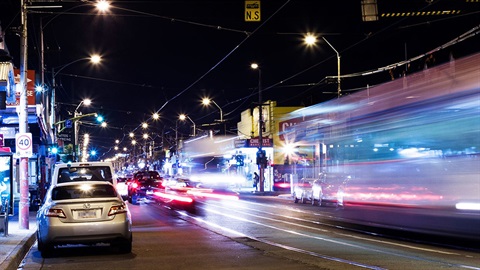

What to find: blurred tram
left=282, top=53, right=480, bottom=239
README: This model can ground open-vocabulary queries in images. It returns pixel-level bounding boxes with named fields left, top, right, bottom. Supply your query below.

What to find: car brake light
left=46, top=208, right=66, bottom=218
left=108, top=203, right=128, bottom=216
left=131, top=182, right=139, bottom=189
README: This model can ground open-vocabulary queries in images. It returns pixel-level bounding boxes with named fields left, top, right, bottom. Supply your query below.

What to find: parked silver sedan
left=36, top=181, right=132, bottom=258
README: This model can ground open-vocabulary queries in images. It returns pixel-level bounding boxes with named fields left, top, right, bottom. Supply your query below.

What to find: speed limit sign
left=15, top=132, right=33, bottom=158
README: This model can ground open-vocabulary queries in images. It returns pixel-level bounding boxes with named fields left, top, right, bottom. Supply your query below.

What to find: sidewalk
left=0, top=210, right=37, bottom=270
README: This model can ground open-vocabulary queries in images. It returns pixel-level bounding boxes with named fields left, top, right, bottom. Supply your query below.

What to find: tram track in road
left=222, top=196, right=480, bottom=253
left=149, top=199, right=480, bottom=270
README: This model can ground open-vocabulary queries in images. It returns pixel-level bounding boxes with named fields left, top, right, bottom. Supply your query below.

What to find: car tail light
left=108, top=203, right=128, bottom=216
left=46, top=208, right=66, bottom=218
left=131, top=182, right=139, bottom=189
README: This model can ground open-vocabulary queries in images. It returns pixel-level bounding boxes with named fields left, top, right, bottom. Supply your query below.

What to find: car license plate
left=75, top=209, right=98, bottom=219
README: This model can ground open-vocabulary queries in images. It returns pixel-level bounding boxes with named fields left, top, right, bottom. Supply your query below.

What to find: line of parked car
left=36, top=163, right=243, bottom=258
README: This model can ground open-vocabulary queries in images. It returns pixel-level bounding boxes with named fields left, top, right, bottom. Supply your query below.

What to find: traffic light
left=235, top=155, right=244, bottom=166
left=96, top=115, right=104, bottom=123
left=256, top=149, right=267, bottom=166
left=48, top=145, right=58, bottom=154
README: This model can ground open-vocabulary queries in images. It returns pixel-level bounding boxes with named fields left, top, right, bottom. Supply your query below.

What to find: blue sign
left=65, top=119, right=72, bottom=129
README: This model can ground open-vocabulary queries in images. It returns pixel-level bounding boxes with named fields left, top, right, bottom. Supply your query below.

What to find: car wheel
left=301, top=194, right=307, bottom=204
left=37, top=232, right=54, bottom=258
left=293, top=192, right=299, bottom=203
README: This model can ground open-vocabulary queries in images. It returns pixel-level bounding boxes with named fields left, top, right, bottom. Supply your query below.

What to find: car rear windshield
left=58, top=166, right=113, bottom=184
left=52, top=184, right=117, bottom=200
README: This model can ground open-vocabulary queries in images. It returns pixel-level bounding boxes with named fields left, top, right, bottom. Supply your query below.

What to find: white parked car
left=36, top=181, right=132, bottom=258
left=293, top=178, right=314, bottom=204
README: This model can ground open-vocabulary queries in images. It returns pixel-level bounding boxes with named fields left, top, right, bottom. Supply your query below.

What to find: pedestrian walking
left=253, top=172, right=259, bottom=191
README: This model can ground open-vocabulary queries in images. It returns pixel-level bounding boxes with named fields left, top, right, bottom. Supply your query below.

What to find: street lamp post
left=73, top=99, right=91, bottom=161
left=321, top=37, right=341, bottom=98
left=19, top=0, right=30, bottom=229
left=179, top=114, right=196, bottom=137
left=175, top=120, right=179, bottom=154
left=304, top=34, right=341, bottom=98
left=202, top=98, right=225, bottom=135
left=251, top=63, right=265, bottom=193
left=36, top=1, right=110, bottom=131
left=51, top=55, right=101, bottom=133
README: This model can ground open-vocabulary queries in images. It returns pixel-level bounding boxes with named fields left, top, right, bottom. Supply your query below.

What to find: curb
left=3, top=232, right=36, bottom=270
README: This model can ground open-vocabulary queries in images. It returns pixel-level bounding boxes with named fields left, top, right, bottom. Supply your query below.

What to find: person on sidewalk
left=253, top=172, right=259, bottom=192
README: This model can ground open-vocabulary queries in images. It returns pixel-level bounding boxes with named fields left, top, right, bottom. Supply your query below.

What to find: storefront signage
left=248, top=138, right=273, bottom=147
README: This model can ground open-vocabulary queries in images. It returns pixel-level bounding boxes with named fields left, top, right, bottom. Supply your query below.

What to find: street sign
left=65, top=119, right=72, bottom=128
left=245, top=1, right=260, bottom=22
left=15, top=133, right=33, bottom=158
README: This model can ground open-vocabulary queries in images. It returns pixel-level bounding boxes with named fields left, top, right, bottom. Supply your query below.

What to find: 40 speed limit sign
left=15, top=132, right=33, bottom=158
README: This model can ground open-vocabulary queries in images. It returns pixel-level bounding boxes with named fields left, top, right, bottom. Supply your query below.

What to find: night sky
left=1, top=0, right=479, bottom=158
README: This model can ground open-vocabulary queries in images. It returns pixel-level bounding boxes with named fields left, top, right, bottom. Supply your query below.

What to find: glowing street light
left=179, top=114, right=196, bottom=136
left=304, top=33, right=341, bottom=98
left=95, top=0, right=111, bottom=12
left=73, top=99, right=92, bottom=161
left=202, top=98, right=223, bottom=123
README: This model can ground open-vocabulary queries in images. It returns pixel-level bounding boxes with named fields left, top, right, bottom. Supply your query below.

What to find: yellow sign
left=245, top=1, right=260, bottom=22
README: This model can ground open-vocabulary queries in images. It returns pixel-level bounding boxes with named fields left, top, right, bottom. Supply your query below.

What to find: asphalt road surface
left=18, top=194, right=480, bottom=270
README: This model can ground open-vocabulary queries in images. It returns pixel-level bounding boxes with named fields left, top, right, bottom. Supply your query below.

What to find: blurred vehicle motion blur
left=36, top=181, right=132, bottom=258
left=282, top=53, right=480, bottom=239
left=127, top=171, right=164, bottom=204
left=293, top=178, right=313, bottom=204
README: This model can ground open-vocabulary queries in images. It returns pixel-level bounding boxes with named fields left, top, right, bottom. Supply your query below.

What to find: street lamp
left=202, top=98, right=223, bottom=123
left=36, top=1, right=110, bottom=132
left=143, top=133, right=149, bottom=158
left=202, top=98, right=225, bottom=135
left=304, top=33, right=341, bottom=98
left=179, top=114, right=196, bottom=137
left=73, top=98, right=91, bottom=161
left=51, top=55, right=101, bottom=132
left=251, top=63, right=265, bottom=193
left=131, top=139, right=137, bottom=165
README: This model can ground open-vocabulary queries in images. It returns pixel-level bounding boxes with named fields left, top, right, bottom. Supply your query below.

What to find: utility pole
left=258, top=68, right=264, bottom=193
left=19, top=0, right=30, bottom=229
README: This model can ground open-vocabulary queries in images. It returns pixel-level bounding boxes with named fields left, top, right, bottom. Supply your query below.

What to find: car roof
left=54, top=162, right=113, bottom=168
left=53, top=181, right=115, bottom=188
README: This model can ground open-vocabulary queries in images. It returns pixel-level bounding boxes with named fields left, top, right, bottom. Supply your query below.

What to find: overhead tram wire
left=339, top=25, right=480, bottom=79
left=129, top=0, right=292, bottom=133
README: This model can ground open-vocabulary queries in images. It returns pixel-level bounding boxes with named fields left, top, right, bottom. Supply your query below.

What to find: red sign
left=9, top=69, right=36, bottom=106
left=278, top=118, right=302, bottom=141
